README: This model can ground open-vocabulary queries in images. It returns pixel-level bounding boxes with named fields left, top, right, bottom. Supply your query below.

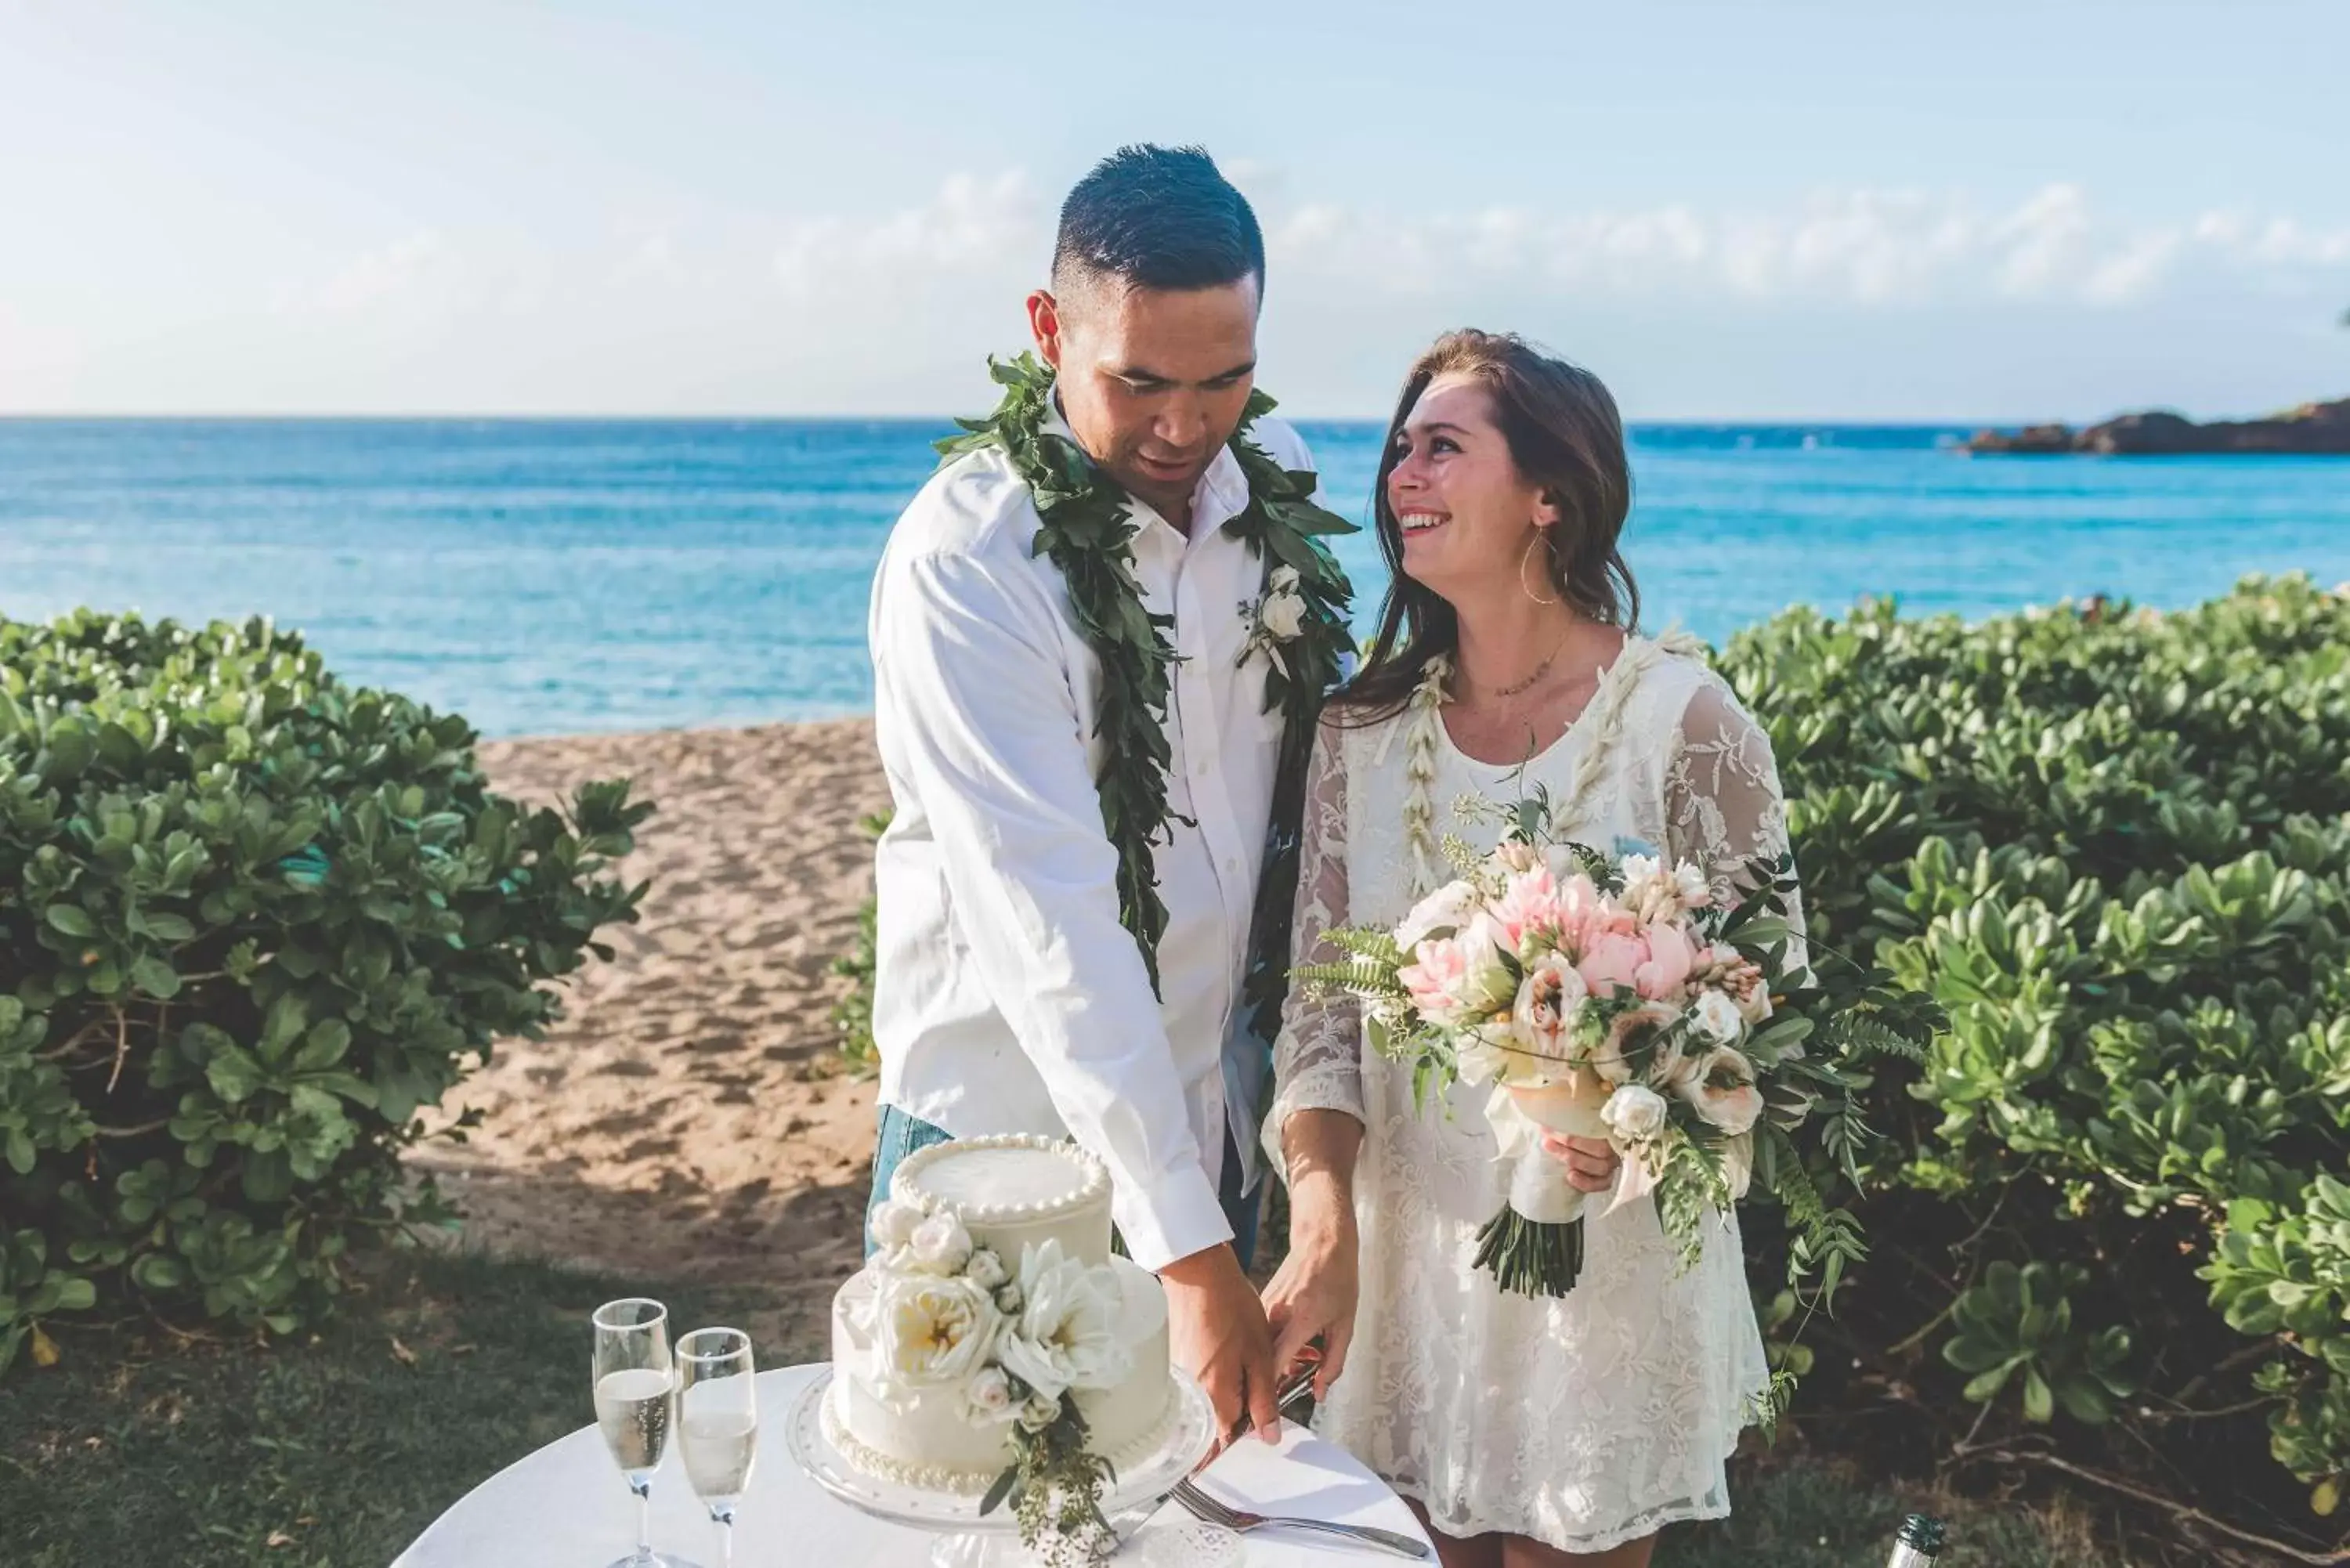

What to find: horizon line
left=0, top=410, right=2039, bottom=428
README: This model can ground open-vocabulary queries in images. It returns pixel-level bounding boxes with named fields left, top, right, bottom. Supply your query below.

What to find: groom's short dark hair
left=1052, top=145, right=1264, bottom=301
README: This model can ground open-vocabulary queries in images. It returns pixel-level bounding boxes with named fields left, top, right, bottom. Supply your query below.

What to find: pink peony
left=1400, top=916, right=1515, bottom=1025
left=1577, top=929, right=1650, bottom=995
left=1493, top=868, right=1567, bottom=956
left=1398, top=937, right=1470, bottom=1024
left=1633, top=919, right=1703, bottom=1001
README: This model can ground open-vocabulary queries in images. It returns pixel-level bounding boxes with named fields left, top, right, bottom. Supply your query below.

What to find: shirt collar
left=1041, top=396, right=1246, bottom=540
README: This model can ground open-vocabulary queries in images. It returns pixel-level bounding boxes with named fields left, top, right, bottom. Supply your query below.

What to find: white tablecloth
left=394, top=1363, right=1429, bottom=1566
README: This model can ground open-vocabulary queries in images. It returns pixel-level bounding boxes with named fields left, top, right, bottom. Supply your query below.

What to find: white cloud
left=774, top=172, right=1041, bottom=297
left=27, top=174, right=2348, bottom=417
left=298, top=230, right=462, bottom=313
left=1259, top=181, right=2350, bottom=310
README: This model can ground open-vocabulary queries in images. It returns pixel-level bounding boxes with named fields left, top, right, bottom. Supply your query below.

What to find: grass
left=2, top=1245, right=2145, bottom=1568
left=1660, top=1459, right=2123, bottom=1567
left=0, top=1248, right=775, bottom=1568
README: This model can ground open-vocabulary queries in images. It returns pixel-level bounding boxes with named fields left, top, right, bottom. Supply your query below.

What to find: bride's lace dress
left=1265, top=637, right=1786, bottom=1553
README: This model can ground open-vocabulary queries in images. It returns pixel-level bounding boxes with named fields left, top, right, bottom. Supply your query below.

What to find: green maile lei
left=937, top=353, right=1355, bottom=1053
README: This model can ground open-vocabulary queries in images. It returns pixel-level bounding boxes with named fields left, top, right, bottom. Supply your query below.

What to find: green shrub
left=0, top=611, right=649, bottom=1373
left=830, top=810, right=891, bottom=1066
left=1716, top=575, right=2350, bottom=1530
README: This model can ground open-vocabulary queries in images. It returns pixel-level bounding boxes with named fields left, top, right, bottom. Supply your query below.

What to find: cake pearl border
left=820, top=1372, right=1182, bottom=1495
left=888, top=1132, right=1112, bottom=1225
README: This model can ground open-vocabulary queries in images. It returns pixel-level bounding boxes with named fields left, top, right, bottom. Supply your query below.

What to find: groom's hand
left=1159, top=1241, right=1282, bottom=1454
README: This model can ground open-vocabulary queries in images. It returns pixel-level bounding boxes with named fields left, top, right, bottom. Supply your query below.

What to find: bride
left=1260, top=331, right=1786, bottom=1566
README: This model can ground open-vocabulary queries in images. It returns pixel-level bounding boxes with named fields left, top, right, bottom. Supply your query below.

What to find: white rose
left=871, top=1272, right=1000, bottom=1395
left=1018, top=1393, right=1064, bottom=1433
left=1693, top=989, right=1745, bottom=1044
left=1260, top=588, right=1307, bottom=641
left=964, top=1247, right=1008, bottom=1291
left=1393, top=878, right=1479, bottom=952
left=1679, top=1046, right=1764, bottom=1136
left=1270, top=565, right=1300, bottom=593
left=1599, top=1082, right=1671, bottom=1143
left=906, top=1211, right=974, bottom=1277
left=961, top=1365, right=1019, bottom=1426
left=994, top=1283, right=1023, bottom=1315
left=870, top=1199, right=924, bottom=1252
left=994, top=1240, right=1130, bottom=1404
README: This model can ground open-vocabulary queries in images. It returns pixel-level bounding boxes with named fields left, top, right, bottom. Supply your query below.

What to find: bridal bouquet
left=863, top=1203, right=1126, bottom=1562
left=1298, top=790, right=1935, bottom=1315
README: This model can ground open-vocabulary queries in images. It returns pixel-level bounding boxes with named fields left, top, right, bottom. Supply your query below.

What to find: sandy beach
left=407, top=718, right=891, bottom=1352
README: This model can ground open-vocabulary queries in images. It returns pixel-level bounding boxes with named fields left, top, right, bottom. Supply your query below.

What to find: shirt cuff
left=1111, top=1163, right=1233, bottom=1272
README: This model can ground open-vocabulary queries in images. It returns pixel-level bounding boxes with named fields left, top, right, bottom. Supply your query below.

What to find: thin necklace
left=1480, top=627, right=1570, bottom=699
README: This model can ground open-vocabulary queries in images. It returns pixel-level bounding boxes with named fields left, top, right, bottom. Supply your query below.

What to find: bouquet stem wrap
left=1473, top=1071, right=1614, bottom=1297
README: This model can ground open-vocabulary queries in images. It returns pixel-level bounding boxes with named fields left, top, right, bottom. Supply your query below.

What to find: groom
left=863, top=143, right=1350, bottom=1446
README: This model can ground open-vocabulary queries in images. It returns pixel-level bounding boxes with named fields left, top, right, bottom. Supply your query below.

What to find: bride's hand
left=1261, top=1204, right=1358, bottom=1402
left=1542, top=1132, right=1621, bottom=1194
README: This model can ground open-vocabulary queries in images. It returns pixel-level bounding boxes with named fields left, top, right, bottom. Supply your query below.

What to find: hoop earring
left=1519, top=532, right=1559, bottom=606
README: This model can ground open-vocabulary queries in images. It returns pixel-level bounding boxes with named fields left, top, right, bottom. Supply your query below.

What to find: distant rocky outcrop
left=1966, top=398, right=2350, bottom=455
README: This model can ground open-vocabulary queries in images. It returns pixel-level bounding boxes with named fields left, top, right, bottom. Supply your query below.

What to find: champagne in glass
left=677, top=1327, right=758, bottom=1568
left=592, top=1298, right=698, bottom=1568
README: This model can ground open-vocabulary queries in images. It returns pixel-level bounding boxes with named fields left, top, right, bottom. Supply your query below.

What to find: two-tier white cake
left=826, top=1134, right=1175, bottom=1491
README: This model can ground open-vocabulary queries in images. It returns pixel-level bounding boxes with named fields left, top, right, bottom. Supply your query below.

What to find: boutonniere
left=1239, top=565, right=1309, bottom=677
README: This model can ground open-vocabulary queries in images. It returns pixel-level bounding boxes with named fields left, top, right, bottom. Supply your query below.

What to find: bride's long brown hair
left=1332, top=330, right=1640, bottom=724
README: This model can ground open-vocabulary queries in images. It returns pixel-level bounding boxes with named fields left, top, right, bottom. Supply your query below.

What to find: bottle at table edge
left=1885, top=1512, right=1946, bottom=1568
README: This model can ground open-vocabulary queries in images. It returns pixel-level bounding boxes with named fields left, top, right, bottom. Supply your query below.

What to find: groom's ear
left=1026, top=290, right=1065, bottom=370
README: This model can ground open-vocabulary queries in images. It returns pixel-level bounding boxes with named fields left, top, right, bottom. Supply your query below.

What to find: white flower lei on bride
left=1397, top=630, right=1709, bottom=896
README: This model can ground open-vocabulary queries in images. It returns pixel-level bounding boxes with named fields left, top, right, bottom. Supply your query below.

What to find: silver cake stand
left=786, top=1367, right=1235, bottom=1566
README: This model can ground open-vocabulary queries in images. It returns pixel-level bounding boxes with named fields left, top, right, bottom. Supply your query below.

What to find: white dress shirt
left=866, top=410, right=1318, bottom=1270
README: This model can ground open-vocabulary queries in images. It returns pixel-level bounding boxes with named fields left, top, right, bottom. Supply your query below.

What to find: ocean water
left=2, top=418, right=2347, bottom=739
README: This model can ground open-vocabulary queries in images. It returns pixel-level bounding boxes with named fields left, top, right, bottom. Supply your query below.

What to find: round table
left=394, top=1363, right=1430, bottom=1566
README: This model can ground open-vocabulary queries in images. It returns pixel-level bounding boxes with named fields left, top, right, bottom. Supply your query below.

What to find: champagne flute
left=676, top=1328, right=758, bottom=1568
left=593, top=1298, right=688, bottom=1568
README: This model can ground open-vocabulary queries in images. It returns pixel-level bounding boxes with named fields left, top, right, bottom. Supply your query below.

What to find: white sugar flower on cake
left=993, top=1239, right=1130, bottom=1405
left=871, top=1270, right=999, bottom=1397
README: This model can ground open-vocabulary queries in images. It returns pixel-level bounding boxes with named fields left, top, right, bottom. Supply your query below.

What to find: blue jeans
left=866, top=1104, right=1260, bottom=1271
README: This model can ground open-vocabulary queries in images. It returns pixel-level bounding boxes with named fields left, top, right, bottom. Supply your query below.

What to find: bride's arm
left=1261, top=714, right=1365, bottom=1396
left=1665, top=674, right=1806, bottom=950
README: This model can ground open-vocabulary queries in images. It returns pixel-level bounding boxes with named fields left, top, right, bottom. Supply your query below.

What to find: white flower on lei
left=1240, top=565, right=1309, bottom=676
left=994, top=1239, right=1130, bottom=1404
left=870, top=1271, right=1000, bottom=1396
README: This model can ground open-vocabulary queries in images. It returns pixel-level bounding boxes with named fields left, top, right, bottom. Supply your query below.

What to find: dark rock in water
left=1967, top=398, right=2350, bottom=455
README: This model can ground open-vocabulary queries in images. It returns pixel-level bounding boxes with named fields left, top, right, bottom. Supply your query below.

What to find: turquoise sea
left=2, top=418, right=2346, bottom=738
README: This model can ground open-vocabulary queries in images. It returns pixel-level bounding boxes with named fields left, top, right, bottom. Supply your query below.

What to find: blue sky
left=2, top=0, right=2344, bottom=418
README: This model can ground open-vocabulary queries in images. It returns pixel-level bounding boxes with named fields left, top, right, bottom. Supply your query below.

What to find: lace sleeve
left=1260, top=716, right=1365, bottom=1183
left=1665, top=677, right=1807, bottom=956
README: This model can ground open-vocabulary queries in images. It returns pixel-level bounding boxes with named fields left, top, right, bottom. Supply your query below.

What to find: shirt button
left=1194, top=757, right=1210, bottom=777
